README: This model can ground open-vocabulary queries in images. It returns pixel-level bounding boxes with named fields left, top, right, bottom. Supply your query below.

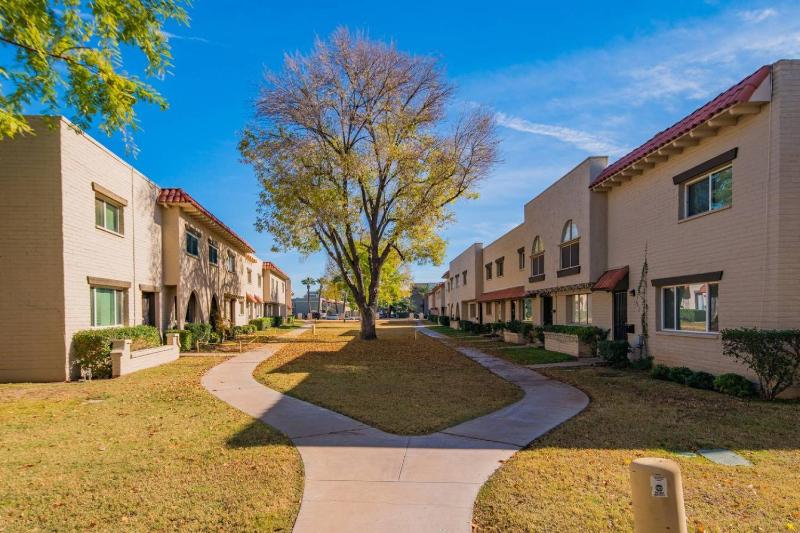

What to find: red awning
left=593, top=266, right=629, bottom=291
left=246, top=293, right=257, bottom=303
left=476, top=286, right=526, bottom=303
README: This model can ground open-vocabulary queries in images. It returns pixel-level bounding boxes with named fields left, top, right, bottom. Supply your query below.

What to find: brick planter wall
left=111, top=333, right=180, bottom=377
left=544, top=332, right=594, bottom=357
left=502, top=330, right=527, bottom=345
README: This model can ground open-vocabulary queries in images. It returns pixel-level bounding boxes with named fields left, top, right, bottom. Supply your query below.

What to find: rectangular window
left=95, top=197, right=122, bottom=234
left=258, top=274, right=262, bottom=287
left=454, top=274, right=459, bottom=288
left=531, top=253, right=544, bottom=277
left=684, top=165, right=732, bottom=218
left=518, top=248, right=525, bottom=270
left=247, top=269, right=252, bottom=283
left=485, top=263, right=492, bottom=280
left=485, top=302, right=492, bottom=316
left=208, top=239, right=219, bottom=265
left=566, top=294, right=590, bottom=324
left=661, top=282, right=719, bottom=332
left=560, top=242, right=580, bottom=270
left=469, top=303, right=476, bottom=317
left=226, top=251, right=235, bottom=272
left=462, top=270, right=467, bottom=286
left=523, top=298, right=533, bottom=321
left=91, top=287, right=124, bottom=327
left=185, top=228, right=200, bottom=256
left=496, top=257, right=504, bottom=277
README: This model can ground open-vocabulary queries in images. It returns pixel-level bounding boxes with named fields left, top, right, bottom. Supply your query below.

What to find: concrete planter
left=450, top=320, right=460, bottom=331
left=543, top=331, right=594, bottom=357
left=111, top=333, right=180, bottom=377
left=502, top=330, right=527, bottom=345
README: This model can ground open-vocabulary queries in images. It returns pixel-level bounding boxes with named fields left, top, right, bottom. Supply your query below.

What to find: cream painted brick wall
left=0, top=118, right=67, bottom=382
left=447, top=243, right=483, bottom=320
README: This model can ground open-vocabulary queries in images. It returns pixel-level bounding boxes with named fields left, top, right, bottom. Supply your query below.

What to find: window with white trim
left=91, top=287, right=125, bottom=327
left=226, top=251, right=236, bottom=272
left=185, top=228, right=200, bottom=257
left=684, top=165, right=732, bottom=218
left=95, top=197, right=122, bottom=234
left=661, top=282, right=719, bottom=332
left=566, top=294, right=590, bottom=324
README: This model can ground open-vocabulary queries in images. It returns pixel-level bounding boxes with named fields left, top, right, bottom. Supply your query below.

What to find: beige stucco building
left=0, top=117, right=292, bottom=382
left=425, top=59, right=800, bottom=381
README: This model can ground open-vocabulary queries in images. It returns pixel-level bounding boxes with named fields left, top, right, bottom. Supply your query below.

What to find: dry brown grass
left=473, top=367, right=800, bottom=532
left=0, top=358, right=303, bottom=532
left=254, top=320, right=523, bottom=434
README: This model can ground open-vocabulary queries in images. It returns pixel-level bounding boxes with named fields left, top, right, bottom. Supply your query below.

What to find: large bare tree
left=240, top=29, right=497, bottom=339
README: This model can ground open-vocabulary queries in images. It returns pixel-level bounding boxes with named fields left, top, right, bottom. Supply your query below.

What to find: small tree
left=301, top=276, right=316, bottom=317
left=240, top=29, right=497, bottom=340
left=0, top=0, right=189, bottom=146
left=721, top=328, right=800, bottom=400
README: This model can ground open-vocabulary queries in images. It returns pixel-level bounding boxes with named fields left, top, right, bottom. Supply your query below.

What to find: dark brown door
left=142, top=292, right=156, bottom=326
left=613, top=290, right=628, bottom=341
left=542, top=296, right=553, bottom=325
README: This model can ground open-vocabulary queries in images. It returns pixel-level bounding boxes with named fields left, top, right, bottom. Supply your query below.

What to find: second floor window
left=95, top=197, right=122, bottom=234
left=684, top=165, right=732, bottom=218
left=208, top=239, right=218, bottom=265
left=454, top=274, right=459, bottom=287
left=531, top=236, right=544, bottom=277
left=496, top=257, right=504, bottom=277
left=518, top=248, right=525, bottom=270
left=560, top=220, right=580, bottom=270
left=462, top=270, right=467, bottom=286
left=185, top=228, right=200, bottom=257
left=247, top=269, right=252, bottom=283
left=485, top=263, right=492, bottom=280
left=226, top=251, right=235, bottom=272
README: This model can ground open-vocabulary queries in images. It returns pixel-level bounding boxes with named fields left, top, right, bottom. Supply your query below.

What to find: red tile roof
left=158, top=188, right=255, bottom=253
left=590, top=65, right=771, bottom=189
left=262, top=261, right=289, bottom=279
left=476, top=285, right=526, bottom=303
left=592, top=266, right=629, bottom=291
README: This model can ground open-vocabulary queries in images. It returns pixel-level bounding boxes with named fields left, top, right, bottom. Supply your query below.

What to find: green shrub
left=686, top=371, right=715, bottom=390
left=531, top=326, right=545, bottom=343
left=460, top=320, right=474, bottom=332
left=630, top=356, right=653, bottom=370
left=285, top=315, right=294, bottom=325
left=668, top=366, right=694, bottom=385
left=598, top=340, right=629, bottom=368
left=721, top=328, right=800, bottom=400
left=250, top=318, right=271, bottom=331
left=272, top=315, right=284, bottom=327
left=208, top=331, right=221, bottom=343
left=185, top=323, right=211, bottom=347
left=650, top=364, right=671, bottom=380
left=543, top=325, right=608, bottom=350
left=166, top=329, right=192, bottom=351
left=438, top=315, right=450, bottom=327
left=714, top=373, right=756, bottom=398
left=72, top=325, right=161, bottom=379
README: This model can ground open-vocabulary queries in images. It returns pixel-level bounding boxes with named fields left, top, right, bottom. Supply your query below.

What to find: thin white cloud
left=495, top=112, right=628, bottom=156
left=160, top=31, right=211, bottom=44
left=739, top=8, right=778, bottom=23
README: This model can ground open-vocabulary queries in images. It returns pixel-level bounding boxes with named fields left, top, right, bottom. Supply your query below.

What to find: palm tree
left=301, top=277, right=316, bottom=318
left=316, top=277, right=325, bottom=314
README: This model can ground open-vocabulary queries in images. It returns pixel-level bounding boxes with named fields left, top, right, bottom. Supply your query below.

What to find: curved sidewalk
left=201, top=325, right=589, bottom=533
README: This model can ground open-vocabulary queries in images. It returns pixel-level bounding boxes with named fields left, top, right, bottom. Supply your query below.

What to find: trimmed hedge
left=649, top=363, right=755, bottom=398
left=166, top=329, right=192, bottom=351
left=714, top=373, right=756, bottom=398
left=72, top=325, right=161, bottom=379
left=250, top=318, right=271, bottom=331
left=598, top=340, right=629, bottom=368
left=185, top=323, right=211, bottom=346
left=650, top=364, right=671, bottom=380
left=543, top=325, right=608, bottom=347
left=686, top=371, right=715, bottom=390
left=668, top=366, right=694, bottom=385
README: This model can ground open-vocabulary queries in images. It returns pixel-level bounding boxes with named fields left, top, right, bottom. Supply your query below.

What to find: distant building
left=292, top=291, right=349, bottom=316
left=410, top=283, right=437, bottom=314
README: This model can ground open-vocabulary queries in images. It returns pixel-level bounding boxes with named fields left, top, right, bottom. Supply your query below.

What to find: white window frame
left=660, top=282, right=719, bottom=333
left=185, top=228, right=200, bottom=257
left=226, top=251, right=236, bottom=273
left=95, top=196, right=123, bottom=235
left=683, top=164, right=733, bottom=219
left=208, top=239, right=219, bottom=265
left=90, top=287, right=125, bottom=327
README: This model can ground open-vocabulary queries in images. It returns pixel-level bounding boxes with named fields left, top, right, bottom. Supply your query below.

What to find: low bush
left=460, top=320, right=474, bottom=332
left=272, top=315, right=284, bottom=327
left=232, top=324, right=257, bottom=337
left=530, top=326, right=545, bottom=344
left=629, top=356, right=653, bottom=371
left=686, top=371, right=715, bottom=390
left=185, top=323, right=212, bottom=347
left=166, top=329, right=192, bottom=352
left=250, top=318, right=271, bottom=331
left=598, top=340, right=629, bottom=368
left=714, top=373, right=756, bottom=398
left=650, top=364, right=671, bottom=380
left=722, top=327, right=800, bottom=400
left=72, top=325, right=162, bottom=379
left=438, top=315, right=450, bottom=327
left=285, top=315, right=294, bottom=325
left=668, top=366, right=694, bottom=385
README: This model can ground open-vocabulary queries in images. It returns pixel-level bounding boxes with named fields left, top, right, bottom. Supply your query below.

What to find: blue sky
left=46, top=1, right=800, bottom=294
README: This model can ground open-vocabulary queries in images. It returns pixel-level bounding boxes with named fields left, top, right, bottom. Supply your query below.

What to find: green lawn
left=492, top=346, right=575, bottom=365
left=254, top=321, right=523, bottom=434
left=0, top=358, right=303, bottom=532
left=474, top=367, right=800, bottom=532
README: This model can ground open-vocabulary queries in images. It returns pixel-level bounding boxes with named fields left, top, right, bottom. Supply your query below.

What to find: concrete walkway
left=202, top=325, right=589, bottom=533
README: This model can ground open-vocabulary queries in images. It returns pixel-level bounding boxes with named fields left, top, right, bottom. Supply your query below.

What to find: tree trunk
left=360, top=305, right=378, bottom=340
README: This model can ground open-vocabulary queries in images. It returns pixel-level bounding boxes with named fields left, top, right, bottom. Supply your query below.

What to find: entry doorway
left=142, top=292, right=156, bottom=326
left=613, top=291, right=628, bottom=341
left=542, top=296, right=553, bottom=325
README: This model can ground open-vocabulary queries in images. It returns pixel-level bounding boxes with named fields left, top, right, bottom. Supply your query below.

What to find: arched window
left=559, top=220, right=580, bottom=272
left=185, top=291, right=201, bottom=324
left=561, top=220, right=580, bottom=243
left=530, top=236, right=545, bottom=279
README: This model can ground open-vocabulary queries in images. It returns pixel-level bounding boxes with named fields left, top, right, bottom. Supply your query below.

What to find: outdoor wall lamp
left=629, top=289, right=636, bottom=297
